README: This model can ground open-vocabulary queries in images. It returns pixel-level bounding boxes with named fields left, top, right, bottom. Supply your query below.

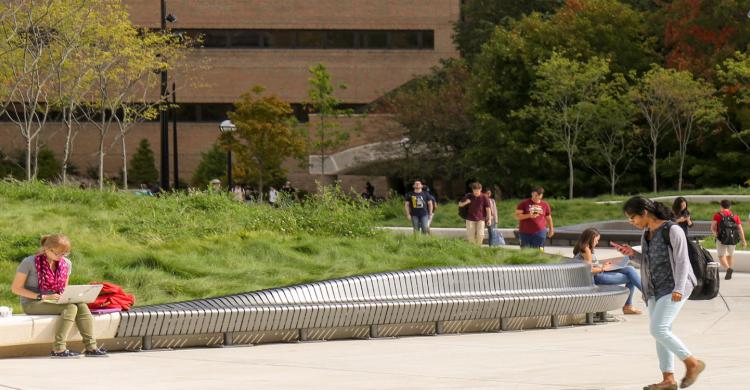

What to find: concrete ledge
left=0, top=313, right=121, bottom=349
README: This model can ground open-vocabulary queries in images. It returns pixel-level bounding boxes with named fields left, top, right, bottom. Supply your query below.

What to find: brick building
left=1, top=0, right=460, bottom=195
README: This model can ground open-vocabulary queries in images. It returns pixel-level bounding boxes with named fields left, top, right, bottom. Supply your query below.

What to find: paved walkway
left=1, top=276, right=748, bottom=390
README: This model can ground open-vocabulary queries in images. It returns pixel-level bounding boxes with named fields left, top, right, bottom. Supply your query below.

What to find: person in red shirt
left=514, top=186, right=554, bottom=249
left=458, top=182, right=491, bottom=245
left=711, top=199, right=747, bottom=280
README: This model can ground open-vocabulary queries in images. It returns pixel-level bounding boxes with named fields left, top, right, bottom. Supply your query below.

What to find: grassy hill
left=0, top=182, right=553, bottom=312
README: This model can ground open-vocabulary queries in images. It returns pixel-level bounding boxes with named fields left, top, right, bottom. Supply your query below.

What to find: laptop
left=598, top=257, right=631, bottom=271
left=43, top=284, right=103, bottom=304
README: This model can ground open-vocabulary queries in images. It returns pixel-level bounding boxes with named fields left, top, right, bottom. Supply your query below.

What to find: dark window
left=360, top=31, right=388, bottom=49
left=230, top=30, right=260, bottom=47
left=391, top=31, right=420, bottom=49
left=262, top=30, right=295, bottom=48
left=421, top=30, right=434, bottom=49
left=296, top=30, right=324, bottom=48
left=325, top=30, right=356, bottom=48
left=202, top=30, right=229, bottom=48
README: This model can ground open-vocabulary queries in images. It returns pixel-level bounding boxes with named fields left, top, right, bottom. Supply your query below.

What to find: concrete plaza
left=1, top=272, right=747, bottom=390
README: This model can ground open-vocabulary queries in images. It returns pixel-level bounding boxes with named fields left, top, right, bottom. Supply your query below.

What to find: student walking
left=671, top=197, right=693, bottom=237
left=10, top=234, right=107, bottom=358
left=483, top=188, right=505, bottom=246
left=617, top=196, right=704, bottom=390
left=573, top=228, right=642, bottom=314
left=514, top=186, right=554, bottom=249
left=458, top=182, right=491, bottom=245
left=711, top=199, right=746, bottom=280
left=404, top=179, right=434, bottom=235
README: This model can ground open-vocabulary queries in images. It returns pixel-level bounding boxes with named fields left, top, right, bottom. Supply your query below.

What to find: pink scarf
left=34, top=254, right=69, bottom=294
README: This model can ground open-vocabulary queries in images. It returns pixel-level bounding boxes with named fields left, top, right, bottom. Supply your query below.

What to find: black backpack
left=662, top=222, right=720, bottom=300
left=458, top=194, right=470, bottom=220
left=717, top=212, right=741, bottom=245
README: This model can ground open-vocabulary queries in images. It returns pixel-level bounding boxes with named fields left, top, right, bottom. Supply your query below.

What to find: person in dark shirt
left=458, top=182, right=491, bottom=245
left=404, top=179, right=433, bottom=234
left=671, top=197, right=693, bottom=237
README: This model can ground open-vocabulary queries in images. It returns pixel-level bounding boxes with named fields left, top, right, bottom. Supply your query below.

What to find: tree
left=0, top=0, right=91, bottom=180
left=452, top=0, right=561, bottom=61
left=128, top=139, right=158, bottom=187
left=306, top=63, right=356, bottom=176
left=582, top=79, right=638, bottom=195
left=377, top=59, right=474, bottom=181
left=226, top=86, right=306, bottom=202
left=629, top=66, right=676, bottom=192
left=717, top=51, right=750, bottom=150
left=191, top=143, right=226, bottom=188
left=516, top=52, right=610, bottom=199
left=666, top=70, right=724, bottom=190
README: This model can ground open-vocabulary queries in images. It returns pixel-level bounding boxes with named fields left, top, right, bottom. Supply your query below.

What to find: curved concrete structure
left=1, top=263, right=627, bottom=357
left=308, top=140, right=405, bottom=175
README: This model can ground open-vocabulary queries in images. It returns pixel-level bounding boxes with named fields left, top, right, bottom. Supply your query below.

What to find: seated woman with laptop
left=573, top=228, right=644, bottom=315
left=10, top=234, right=107, bottom=358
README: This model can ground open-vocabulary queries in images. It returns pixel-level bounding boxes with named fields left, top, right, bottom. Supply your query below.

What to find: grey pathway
left=1, top=275, right=748, bottom=390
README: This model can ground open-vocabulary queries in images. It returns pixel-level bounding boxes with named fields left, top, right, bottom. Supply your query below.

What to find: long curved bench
left=1, top=263, right=628, bottom=357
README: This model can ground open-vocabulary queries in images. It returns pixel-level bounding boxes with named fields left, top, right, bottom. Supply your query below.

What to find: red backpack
left=87, top=281, right=136, bottom=311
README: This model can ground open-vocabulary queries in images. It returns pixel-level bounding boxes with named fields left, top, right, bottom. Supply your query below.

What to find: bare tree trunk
left=62, top=119, right=72, bottom=183
left=567, top=151, right=574, bottom=199
left=651, top=142, right=658, bottom=193
left=98, top=133, right=105, bottom=190
left=610, top=165, right=616, bottom=196
left=678, top=155, right=685, bottom=192
left=32, top=133, right=40, bottom=179
left=121, top=135, right=128, bottom=189
left=25, top=135, right=32, bottom=181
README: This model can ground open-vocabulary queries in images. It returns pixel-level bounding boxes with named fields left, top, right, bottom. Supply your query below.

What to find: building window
left=178, top=29, right=435, bottom=50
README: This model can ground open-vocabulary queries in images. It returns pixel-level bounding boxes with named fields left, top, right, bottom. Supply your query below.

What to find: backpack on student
left=458, top=194, right=470, bottom=220
left=662, top=222, right=720, bottom=300
left=717, top=212, right=741, bottom=245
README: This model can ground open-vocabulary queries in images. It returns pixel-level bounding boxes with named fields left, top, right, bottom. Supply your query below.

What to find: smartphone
left=609, top=241, right=625, bottom=250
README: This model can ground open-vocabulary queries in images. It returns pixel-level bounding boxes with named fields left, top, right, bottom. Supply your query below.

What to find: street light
left=220, top=120, right=237, bottom=190
left=159, top=0, right=177, bottom=191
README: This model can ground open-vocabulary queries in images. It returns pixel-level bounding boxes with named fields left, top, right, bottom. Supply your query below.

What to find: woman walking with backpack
left=616, top=196, right=704, bottom=390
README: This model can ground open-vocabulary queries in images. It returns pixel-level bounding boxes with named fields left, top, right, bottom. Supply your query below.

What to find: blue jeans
left=487, top=222, right=506, bottom=246
left=647, top=295, right=691, bottom=373
left=411, top=215, right=430, bottom=234
left=519, top=229, right=547, bottom=248
left=594, top=266, right=642, bottom=305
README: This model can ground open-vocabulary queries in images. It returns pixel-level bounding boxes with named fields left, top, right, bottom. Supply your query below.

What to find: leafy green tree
left=377, top=59, right=473, bottom=181
left=226, top=86, right=306, bottom=202
left=128, top=139, right=158, bottom=187
left=453, top=0, right=561, bottom=61
left=516, top=52, right=611, bottom=199
left=191, top=144, right=227, bottom=188
left=306, top=63, right=355, bottom=176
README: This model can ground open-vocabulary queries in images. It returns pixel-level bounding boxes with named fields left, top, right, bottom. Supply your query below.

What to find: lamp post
left=220, top=120, right=237, bottom=190
left=159, top=0, right=177, bottom=190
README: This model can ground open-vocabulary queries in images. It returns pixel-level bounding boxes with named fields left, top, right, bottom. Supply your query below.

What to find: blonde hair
left=40, top=234, right=71, bottom=254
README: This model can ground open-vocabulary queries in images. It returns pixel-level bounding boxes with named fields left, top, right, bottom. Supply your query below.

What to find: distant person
left=10, top=234, right=107, bottom=358
left=617, top=196, right=704, bottom=390
left=365, top=181, right=375, bottom=199
left=424, top=185, right=438, bottom=228
left=404, top=179, right=433, bottom=235
left=231, top=185, right=245, bottom=202
left=208, top=178, right=222, bottom=194
left=268, top=186, right=278, bottom=207
left=711, top=199, right=747, bottom=280
left=514, top=187, right=554, bottom=249
left=281, top=180, right=298, bottom=201
left=672, top=197, right=693, bottom=236
left=458, top=182, right=491, bottom=245
left=573, top=228, right=642, bottom=314
left=483, top=188, right=505, bottom=246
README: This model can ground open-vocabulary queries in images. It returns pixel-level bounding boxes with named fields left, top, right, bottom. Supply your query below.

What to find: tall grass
left=0, top=181, right=554, bottom=312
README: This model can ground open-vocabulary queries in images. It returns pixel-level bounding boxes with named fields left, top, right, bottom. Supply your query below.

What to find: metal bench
left=114, top=263, right=628, bottom=350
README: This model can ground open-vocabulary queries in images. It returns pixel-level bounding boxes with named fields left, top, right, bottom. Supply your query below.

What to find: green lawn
left=0, top=182, right=554, bottom=312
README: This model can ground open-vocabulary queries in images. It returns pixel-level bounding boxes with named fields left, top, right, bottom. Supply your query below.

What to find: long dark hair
left=672, top=196, right=688, bottom=216
left=623, top=196, right=674, bottom=221
left=573, top=228, right=600, bottom=256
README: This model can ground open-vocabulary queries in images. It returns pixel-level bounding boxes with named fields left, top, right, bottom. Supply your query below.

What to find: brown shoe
left=680, top=359, right=705, bottom=388
left=643, top=383, right=677, bottom=390
left=623, top=305, right=642, bottom=315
